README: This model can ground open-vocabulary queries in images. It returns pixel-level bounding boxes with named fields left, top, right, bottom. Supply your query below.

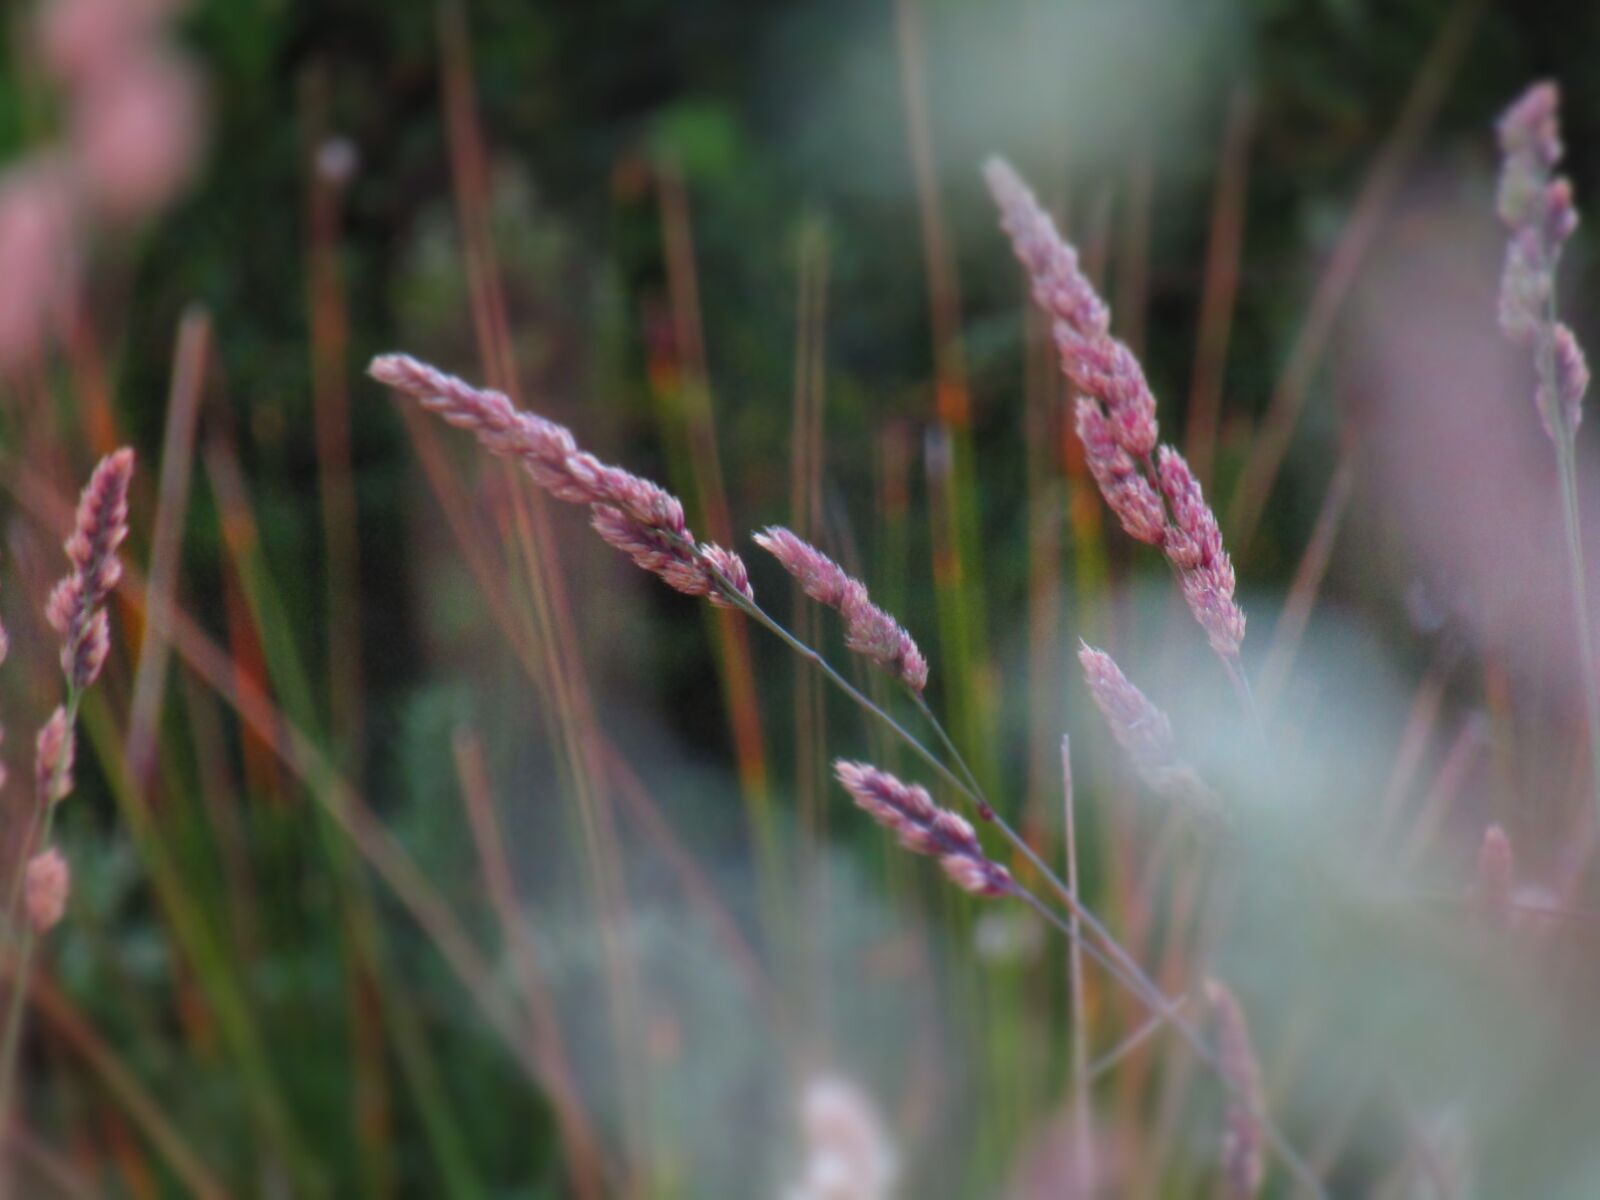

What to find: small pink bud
left=25, top=847, right=70, bottom=933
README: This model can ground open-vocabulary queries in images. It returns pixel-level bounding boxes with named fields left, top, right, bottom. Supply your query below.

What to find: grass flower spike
left=756, top=526, right=928, bottom=689
left=833, top=760, right=1010, bottom=896
left=986, top=159, right=1245, bottom=663
left=1496, top=81, right=1586, bottom=438
left=45, top=445, right=132, bottom=692
left=370, top=353, right=753, bottom=607
left=1079, top=644, right=1216, bottom=816
left=1206, top=979, right=1266, bottom=1200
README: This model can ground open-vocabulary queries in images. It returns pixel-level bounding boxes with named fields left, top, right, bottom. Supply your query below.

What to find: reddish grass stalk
left=303, top=69, right=367, bottom=781
left=452, top=728, right=607, bottom=1199
left=1257, top=457, right=1355, bottom=707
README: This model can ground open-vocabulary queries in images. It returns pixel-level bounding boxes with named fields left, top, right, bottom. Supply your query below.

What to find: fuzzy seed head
left=754, top=526, right=850, bottom=608
left=833, top=760, right=1011, bottom=897
left=1078, top=645, right=1177, bottom=772
left=984, top=157, right=1109, bottom=338
left=1495, top=81, right=1588, bottom=440
left=48, top=447, right=132, bottom=691
left=700, top=543, right=755, bottom=608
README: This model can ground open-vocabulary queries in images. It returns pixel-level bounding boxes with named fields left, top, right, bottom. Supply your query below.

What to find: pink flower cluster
left=986, top=159, right=1245, bottom=661
left=369, top=354, right=753, bottom=608
left=833, top=761, right=1011, bottom=897
left=1496, top=82, right=1588, bottom=440
left=0, top=0, right=200, bottom=369
left=753, top=526, right=928, bottom=690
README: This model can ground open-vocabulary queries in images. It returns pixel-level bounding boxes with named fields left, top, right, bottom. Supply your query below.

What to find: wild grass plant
left=1, top=1, right=1599, bottom=1196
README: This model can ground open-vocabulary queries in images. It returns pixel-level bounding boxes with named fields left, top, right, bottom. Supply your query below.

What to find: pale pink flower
left=37, top=0, right=175, bottom=86
left=0, top=161, right=80, bottom=371
left=72, top=51, right=201, bottom=221
left=24, top=848, right=70, bottom=934
left=833, top=760, right=1011, bottom=897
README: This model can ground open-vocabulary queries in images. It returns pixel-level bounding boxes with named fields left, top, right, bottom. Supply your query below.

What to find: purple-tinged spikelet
left=24, top=847, right=69, bottom=934
left=1495, top=82, right=1588, bottom=439
left=1476, top=823, right=1514, bottom=927
left=45, top=447, right=132, bottom=692
left=755, top=527, right=928, bottom=690
left=1205, top=978, right=1266, bottom=1200
left=371, top=353, right=757, bottom=608
left=833, top=761, right=1011, bottom=896
left=1156, top=448, right=1245, bottom=658
left=1078, top=645, right=1176, bottom=768
left=753, top=526, right=850, bottom=607
left=1075, top=400, right=1165, bottom=544
left=983, top=158, right=1109, bottom=339
left=34, top=706, right=74, bottom=806
left=988, top=159, right=1245, bottom=662
left=1078, top=644, right=1218, bottom=817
